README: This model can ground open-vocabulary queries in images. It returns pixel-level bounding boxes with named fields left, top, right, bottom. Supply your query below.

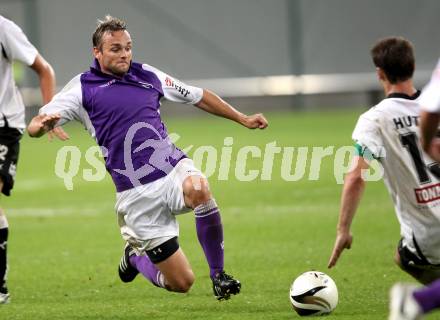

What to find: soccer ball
left=289, top=271, right=338, bottom=316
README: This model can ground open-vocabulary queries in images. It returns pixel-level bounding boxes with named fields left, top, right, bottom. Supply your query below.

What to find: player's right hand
left=327, top=231, right=353, bottom=268
left=28, top=113, right=61, bottom=138
left=40, top=113, right=61, bottom=131
left=48, top=127, right=69, bottom=141
left=40, top=114, right=69, bottom=141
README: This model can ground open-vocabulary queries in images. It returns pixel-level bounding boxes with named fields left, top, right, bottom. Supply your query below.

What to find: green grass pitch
left=0, top=110, right=435, bottom=319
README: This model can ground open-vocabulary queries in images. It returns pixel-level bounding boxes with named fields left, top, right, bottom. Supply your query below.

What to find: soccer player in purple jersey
left=27, top=16, right=268, bottom=300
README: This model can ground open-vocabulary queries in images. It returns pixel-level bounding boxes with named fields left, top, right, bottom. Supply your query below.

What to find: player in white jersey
left=0, top=15, right=56, bottom=304
left=387, top=60, right=440, bottom=320
left=327, top=37, right=440, bottom=287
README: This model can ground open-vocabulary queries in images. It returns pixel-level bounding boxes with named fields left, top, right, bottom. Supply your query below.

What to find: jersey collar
left=386, top=90, right=421, bottom=100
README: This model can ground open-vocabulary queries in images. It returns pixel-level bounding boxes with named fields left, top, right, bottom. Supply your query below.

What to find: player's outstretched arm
left=195, top=89, right=268, bottom=129
left=328, top=156, right=368, bottom=268
left=27, top=113, right=63, bottom=139
left=30, top=54, right=55, bottom=105
left=30, top=55, right=69, bottom=141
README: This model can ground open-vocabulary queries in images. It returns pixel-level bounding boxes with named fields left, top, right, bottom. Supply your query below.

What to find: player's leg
left=0, top=179, right=8, bottom=304
left=395, top=240, right=440, bottom=285
left=120, top=237, right=194, bottom=292
left=394, top=248, right=425, bottom=281
left=116, top=178, right=194, bottom=293
left=183, top=176, right=224, bottom=279
left=413, top=280, right=440, bottom=315
left=389, top=280, right=440, bottom=320
left=153, top=246, right=194, bottom=292
left=179, top=166, right=241, bottom=300
left=389, top=283, right=422, bottom=320
left=0, top=127, right=21, bottom=305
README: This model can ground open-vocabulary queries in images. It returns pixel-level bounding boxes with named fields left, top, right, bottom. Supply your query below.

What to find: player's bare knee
left=168, top=272, right=195, bottom=293
left=191, top=190, right=211, bottom=208
left=183, top=177, right=211, bottom=208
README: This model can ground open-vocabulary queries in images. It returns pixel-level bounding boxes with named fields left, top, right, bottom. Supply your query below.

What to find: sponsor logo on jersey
left=138, top=81, right=153, bottom=89
left=164, top=77, right=191, bottom=97
left=165, top=77, right=173, bottom=86
left=99, top=79, right=116, bottom=88
left=414, top=183, right=440, bottom=204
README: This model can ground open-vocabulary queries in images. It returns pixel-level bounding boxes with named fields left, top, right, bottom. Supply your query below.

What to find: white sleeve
left=142, top=64, right=203, bottom=104
left=420, top=59, right=440, bottom=114
left=1, top=18, right=38, bottom=66
left=39, top=75, right=84, bottom=126
left=352, top=111, right=384, bottom=158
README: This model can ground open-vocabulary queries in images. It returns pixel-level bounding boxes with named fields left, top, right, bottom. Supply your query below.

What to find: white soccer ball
left=289, top=271, right=338, bottom=316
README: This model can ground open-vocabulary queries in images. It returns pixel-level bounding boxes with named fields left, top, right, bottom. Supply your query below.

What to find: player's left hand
left=327, top=231, right=353, bottom=268
left=242, top=113, right=268, bottom=129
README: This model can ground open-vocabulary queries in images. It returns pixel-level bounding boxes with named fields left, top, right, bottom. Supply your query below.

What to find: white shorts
left=115, top=158, right=204, bottom=253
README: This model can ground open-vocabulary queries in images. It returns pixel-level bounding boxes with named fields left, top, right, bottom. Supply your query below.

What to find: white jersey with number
left=353, top=92, right=440, bottom=264
left=0, top=15, right=38, bottom=130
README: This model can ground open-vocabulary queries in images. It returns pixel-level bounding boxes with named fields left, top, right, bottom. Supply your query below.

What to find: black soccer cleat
left=212, top=271, right=241, bottom=301
left=118, top=244, right=139, bottom=283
